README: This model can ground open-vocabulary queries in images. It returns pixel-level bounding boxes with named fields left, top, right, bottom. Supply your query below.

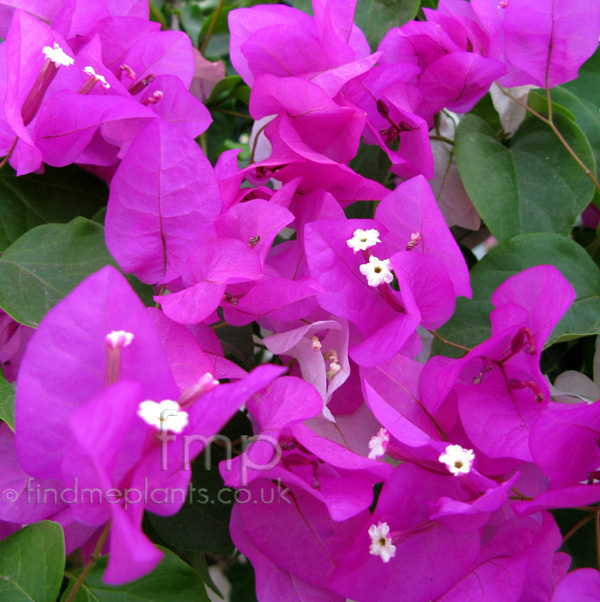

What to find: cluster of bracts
left=0, top=0, right=600, bottom=599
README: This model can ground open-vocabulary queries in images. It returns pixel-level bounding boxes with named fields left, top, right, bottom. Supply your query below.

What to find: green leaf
left=179, top=4, right=207, bottom=46
left=203, top=34, right=231, bottom=59
left=148, top=463, right=235, bottom=553
left=555, top=508, right=597, bottom=570
left=62, top=546, right=210, bottom=602
left=198, top=5, right=234, bottom=42
left=0, top=165, right=108, bottom=252
left=292, top=0, right=313, bottom=15
left=227, top=559, right=257, bottom=602
left=547, top=48, right=600, bottom=186
left=433, top=233, right=600, bottom=357
left=0, top=372, right=15, bottom=430
left=185, top=551, right=224, bottom=598
left=206, top=75, right=245, bottom=106
left=527, top=90, right=576, bottom=122
left=0, top=218, right=116, bottom=326
left=455, top=114, right=596, bottom=244
left=0, top=217, right=156, bottom=326
left=206, top=110, right=236, bottom=163
left=349, top=144, right=392, bottom=187
left=216, top=321, right=256, bottom=370
left=0, top=521, right=65, bottom=602
left=148, top=412, right=253, bottom=554
left=354, top=0, right=420, bottom=49
left=468, top=92, right=503, bottom=133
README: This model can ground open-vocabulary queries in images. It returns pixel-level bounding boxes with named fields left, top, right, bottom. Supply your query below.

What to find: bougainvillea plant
left=0, top=0, right=599, bottom=600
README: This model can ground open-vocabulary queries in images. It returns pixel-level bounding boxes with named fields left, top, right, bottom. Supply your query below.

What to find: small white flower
left=138, top=399, right=189, bottom=434
left=346, top=229, right=381, bottom=253
left=439, top=444, right=475, bottom=476
left=105, top=330, right=134, bottom=349
left=368, top=522, right=396, bottom=563
left=359, top=256, right=393, bottom=287
left=310, top=336, right=322, bottom=350
left=42, top=43, right=74, bottom=67
left=368, top=428, right=390, bottom=460
left=83, top=66, right=110, bottom=89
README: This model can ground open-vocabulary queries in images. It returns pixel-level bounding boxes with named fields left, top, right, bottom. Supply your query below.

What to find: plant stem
left=212, top=108, right=253, bottom=121
left=428, top=330, right=471, bottom=352
left=562, top=511, right=596, bottom=543
left=64, top=522, right=111, bottom=602
left=149, top=2, right=168, bottom=29
left=0, top=137, right=18, bottom=171
left=154, top=284, right=166, bottom=309
left=199, top=0, right=225, bottom=55
left=249, top=122, right=269, bottom=165
left=546, top=86, right=553, bottom=124
left=429, top=134, right=454, bottom=145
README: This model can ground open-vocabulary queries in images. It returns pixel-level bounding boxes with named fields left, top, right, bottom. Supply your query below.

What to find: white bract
left=83, top=66, right=110, bottom=89
left=43, top=43, right=74, bottom=67
left=368, top=428, right=390, bottom=459
left=359, top=256, right=393, bottom=287
left=439, top=444, right=475, bottom=476
left=368, top=522, right=396, bottom=563
left=138, top=399, right=189, bottom=434
left=347, top=229, right=381, bottom=253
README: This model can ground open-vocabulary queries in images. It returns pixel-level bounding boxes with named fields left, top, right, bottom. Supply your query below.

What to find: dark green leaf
left=433, top=233, right=600, bottom=357
left=227, top=559, right=257, bottom=602
left=344, top=201, right=377, bottom=220
left=203, top=33, right=231, bottom=59
left=0, top=218, right=156, bottom=325
left=0, top=372, right=15, bottom=430
left=230, top=85, right=251, bottom=106
left=0, top=165, right=108, bottom=252
left=180, top=4, right=207, bottom=46
left=0, top=521, right=64, bottom=602
left=206, top=75, right=244, bottom=106
left=216, top=321, right=256, bottom=369
left=62, top=546, right=210, bottom=602
left=292, top=0, right=313, bottom=15
left=468, top=93, right=503, bottom=133
left=148, top=412, right=252, bottom=554
left=354, top=0, right=420, bottom=49
left=148, top=464, right=235, bottom=553
left=206, top=111, right=236, bottom=163
left=555, top=509, right=597, bottom=570
left=91, top=207, right=107, bottom=225
left=455, top=114, right=595, bottom=243
left=198, top=5, right=235, bottom=41
left=547, top=47, right=600, bottom=187
left=349, top=144, right=392, bottom=187
left=527, top=90, right=576, bottom=122
left=0, top=218, right=115, bottom=326
left=186, top=551, right=224, bottom=598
